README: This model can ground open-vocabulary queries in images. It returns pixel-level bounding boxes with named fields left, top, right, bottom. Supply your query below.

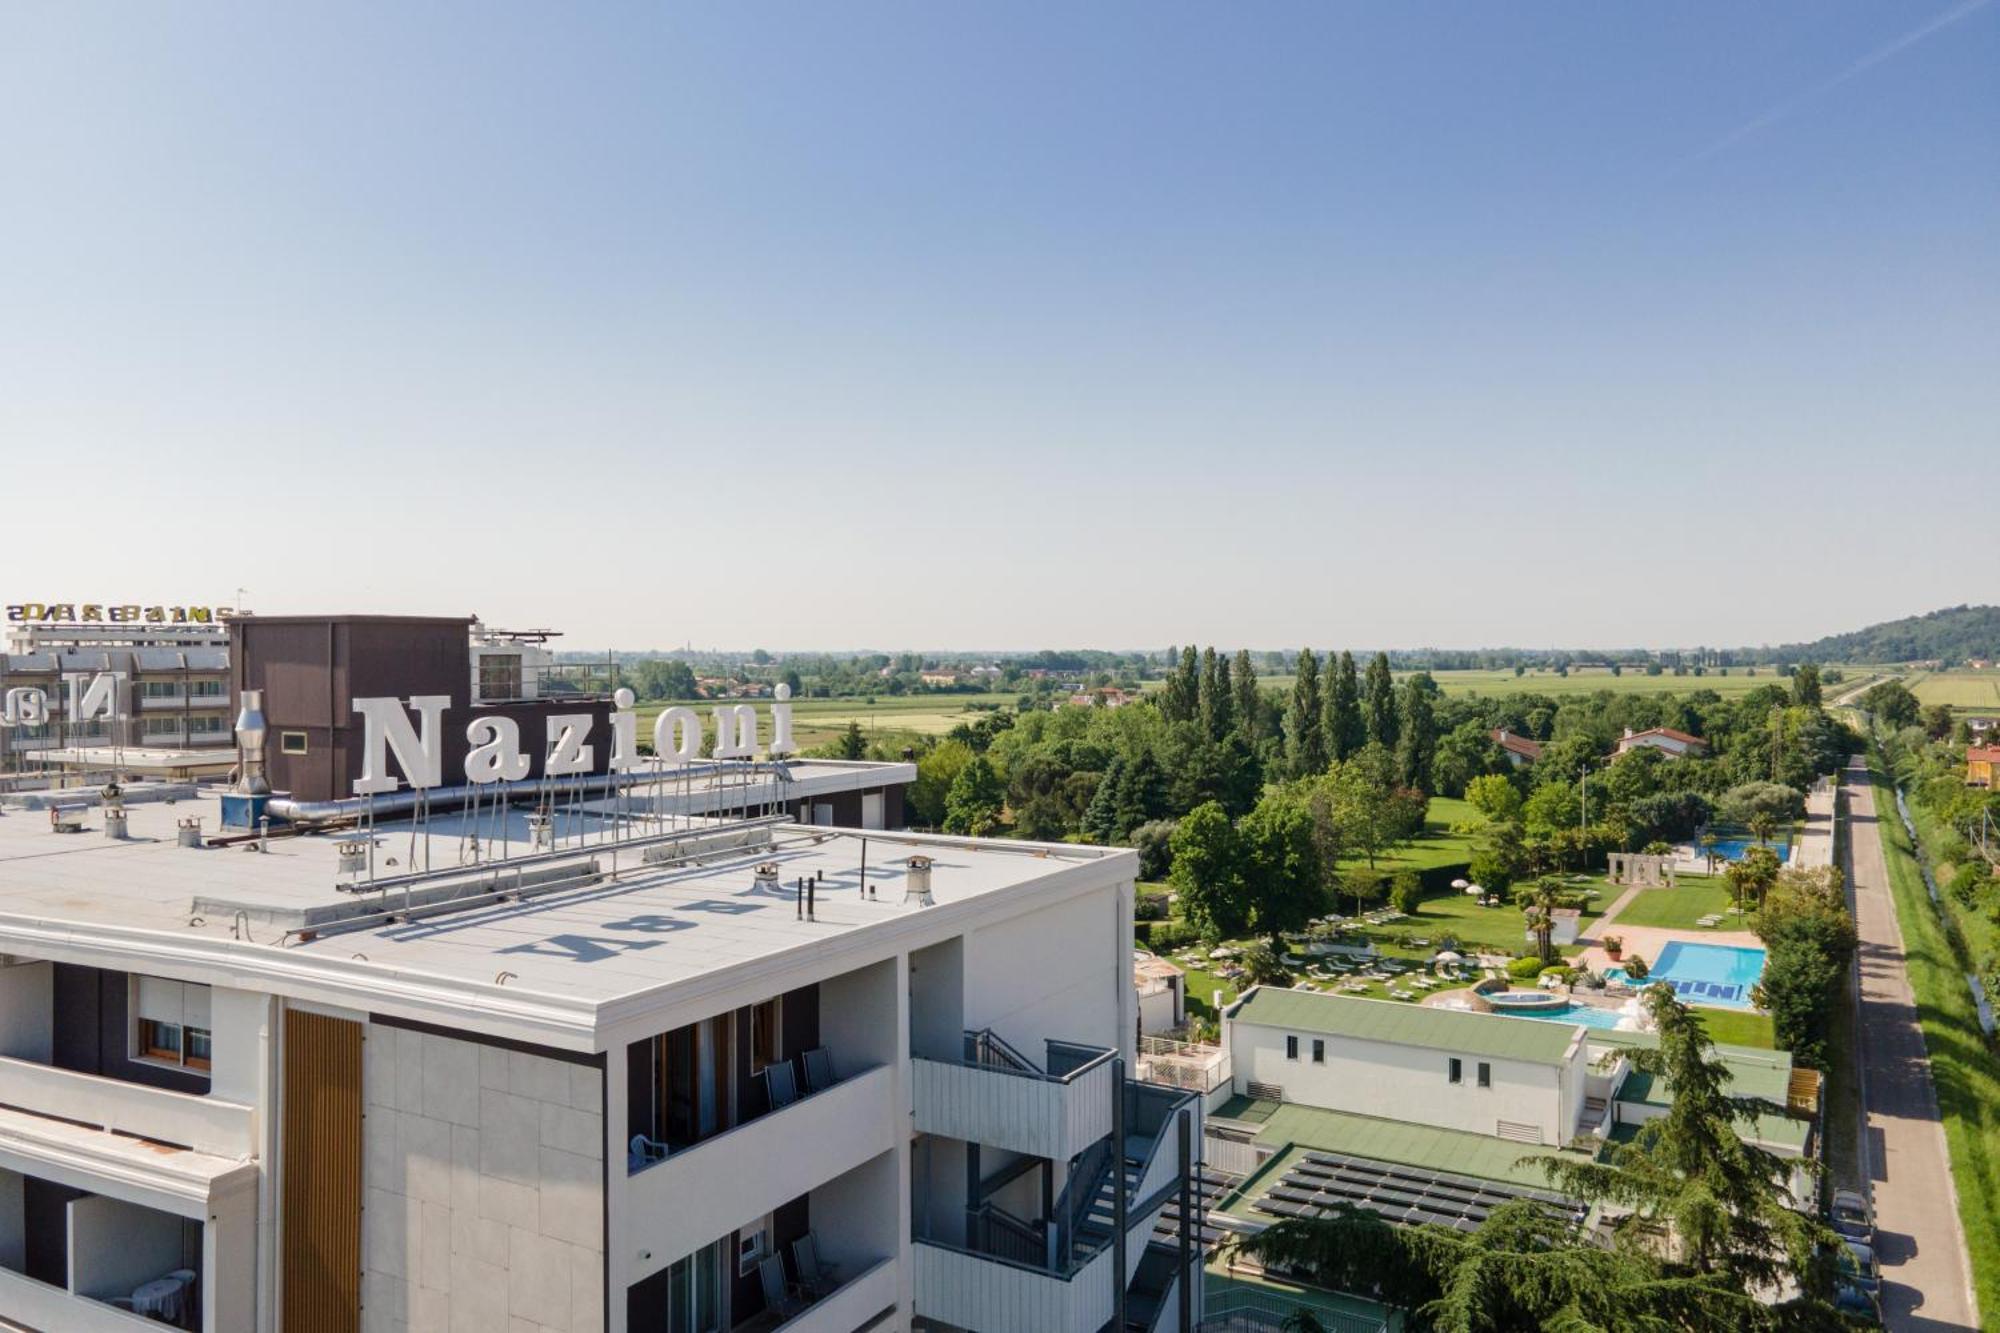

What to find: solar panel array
left=1251, top=1150, right=1585, bottom=1234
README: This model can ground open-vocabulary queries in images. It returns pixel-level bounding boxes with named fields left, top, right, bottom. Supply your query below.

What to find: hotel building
left=0, top=615, right=1200, bottom=1333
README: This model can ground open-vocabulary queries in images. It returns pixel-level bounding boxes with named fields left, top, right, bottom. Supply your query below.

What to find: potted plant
left=1623, top=954, right=1650, bottom=981
left=1601, top=933, right=1624, bottom=962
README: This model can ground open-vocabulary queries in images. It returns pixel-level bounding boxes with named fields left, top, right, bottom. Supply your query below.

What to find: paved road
left=1840, top=756, right=1980, bottom=1332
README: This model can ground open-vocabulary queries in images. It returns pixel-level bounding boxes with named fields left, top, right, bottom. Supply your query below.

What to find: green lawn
left=1693, top=1009, right=1777, bottom=1050
left=1605, top=874, right=1746, bottom=931
left=1869, top=759, right=2000, bottom=1316
left=1336, top=797, right=1482, bottom=875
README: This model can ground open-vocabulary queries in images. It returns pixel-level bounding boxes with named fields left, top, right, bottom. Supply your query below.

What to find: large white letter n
left=353, top=695, right=449, bottom=795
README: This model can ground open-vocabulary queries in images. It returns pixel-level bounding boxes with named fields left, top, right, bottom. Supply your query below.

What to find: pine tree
left=1117, top=750, right=1168, bottom=832
left=1284, top=648, right=1326, bottom=778
left=1325, top=650, right=1365, bottom=761
left=1394, top=672, right=1438, bottom=792
left=1364, top=651, right=1398, bottom=748
left=1231, top=648, right=1261, bottom=741
left=1081, top=755, right=1127, bottom=844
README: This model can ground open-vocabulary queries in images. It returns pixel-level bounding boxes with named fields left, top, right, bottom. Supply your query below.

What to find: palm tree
left=1747, top=810, right=1779, bottom=854
left=1698, top=832, right=1719, bottom=876
left=1525, top=876, right=1564, bottom=964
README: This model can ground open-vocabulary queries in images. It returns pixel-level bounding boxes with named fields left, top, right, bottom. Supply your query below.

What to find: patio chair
left=792, top=1231, right=840, bottom=1299
left=628, top=1135, right=668, bottom=1171
left=762, top=1060, right=799, bottom=1111
left=757, top=1254, right=808, bottom=1319
left=800, top=1046, right=836, bottom=1095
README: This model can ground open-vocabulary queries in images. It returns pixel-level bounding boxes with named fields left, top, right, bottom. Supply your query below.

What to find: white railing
left=913, top=1237, right=1116, bottom=1333
left=0, top=1055, right=254, bottom=1158
left=912, top=1050, right=1115, bottom=1161
left=0, top=1268, right=162, bottom=1333
left=1137, top=1036, right=1231, bottom=1095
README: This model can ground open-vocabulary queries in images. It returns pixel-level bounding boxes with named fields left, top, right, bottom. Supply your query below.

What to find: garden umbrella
left=1450, top=878, right=1470, bottom=889
left=1434, top=950, right=1463, bottom=963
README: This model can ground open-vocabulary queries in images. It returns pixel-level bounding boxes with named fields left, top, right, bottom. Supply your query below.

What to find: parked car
left=1830, top=1188, right=1874, bottom=1244
left=1834, top=1278, right=1882, bottom=1326
left=1837, top=1239, right=1881, bottom=1295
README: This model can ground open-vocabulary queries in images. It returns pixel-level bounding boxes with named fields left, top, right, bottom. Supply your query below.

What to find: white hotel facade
left=0, top=616, right=1201, bottom=1333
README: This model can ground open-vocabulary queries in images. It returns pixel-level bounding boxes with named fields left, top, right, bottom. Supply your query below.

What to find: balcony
left=626, top=1062, right=895, bottom=1270
left=762, top=1255, right=897, bottom=1333
left=913, top=1235, right=1118, bottom=1333
left=912, top=1031, right=1117, bottom=1160
left=0, top=1268, right=166, bottom=1332
left=0, top=1055, right=253, bottom=1159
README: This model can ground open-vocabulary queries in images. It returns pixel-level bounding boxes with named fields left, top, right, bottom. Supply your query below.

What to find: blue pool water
left=1705, top=836, right=1790, bottom=863
left=1500, top=1003, right=1629, bottom=1030
left=1606, top=941, right=1766, bottom=1009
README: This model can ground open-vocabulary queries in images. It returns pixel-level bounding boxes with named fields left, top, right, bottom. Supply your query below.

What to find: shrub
left=1623, top=955, right=1650, bottom=980
left=1390, top=871, right=1423, bottom=915
left=1148, top=920, right=1198, bottom=953
left=1130, top=819, right=1178, bottom=881
left=1134, top=893, right=1169, bottom=922
left=1507, top=955, right=1549, bottom=982
left=1948, top=862, right=1992, bottom=909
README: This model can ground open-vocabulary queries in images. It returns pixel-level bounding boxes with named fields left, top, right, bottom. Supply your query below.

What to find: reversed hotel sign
left=7, top=602, right=232, bottom=625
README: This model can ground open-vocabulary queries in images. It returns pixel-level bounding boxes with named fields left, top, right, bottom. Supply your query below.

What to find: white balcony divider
left=911, top=1051, right=1114, bottom=1160
left=0, top=1268, right=161, bottom=1332
left=913, top=1239, right=1116, bottom=1333
left=768, top=1256, right=896, bottom=1333
left=0, top=1055, right=253, bottom=1158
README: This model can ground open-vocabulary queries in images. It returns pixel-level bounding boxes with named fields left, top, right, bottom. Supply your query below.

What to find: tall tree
left=1324, top=650, right=1365, bottom=761
left=1790, top=662, right=1822, bottom=708
left=1240, top=789, right=1325, bottom=948
left=1199, top=646, right=1234, bottom=741
left=1394, top=672, right=1440, bottom=793
left=1159, top=645, right=1195, bottom=723
left=1080, top=754, right=1128, bottom=844
left=943, top=755, right=1005, bottom=836
left=1539, top=986, right=1838, bottom=1297
left=1364, top=651, right=1399, bottom=749
left=1168, top=801, right=1249, bottom=938
left=1231, top=648, right=1261, bottom=741
left=1285, top=648, right=1327, bottom=778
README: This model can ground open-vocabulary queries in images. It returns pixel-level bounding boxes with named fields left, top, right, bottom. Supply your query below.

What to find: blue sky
left=2, top=2, right=1993, bottom=651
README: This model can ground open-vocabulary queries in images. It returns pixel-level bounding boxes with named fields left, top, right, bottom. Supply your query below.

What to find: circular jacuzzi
left=1483, top=989, right=1569, bottom=1013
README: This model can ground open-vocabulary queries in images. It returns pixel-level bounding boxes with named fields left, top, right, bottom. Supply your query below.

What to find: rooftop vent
left=754, top=861, right=780, bottom=889
left=902, top=854, right=935, bottom=908
left=234, top=689, right=271, bottom=795
left=528, top=812, right=554, bottom=851
left=177, top=817, right=203, bottom=849
left=336, top=839, right=371, bottom=877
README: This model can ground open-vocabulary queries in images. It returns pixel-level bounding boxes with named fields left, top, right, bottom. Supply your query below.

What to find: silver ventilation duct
left=233, top=689, right=271, bottom=795
left=902, top=854, right=935, bottom=908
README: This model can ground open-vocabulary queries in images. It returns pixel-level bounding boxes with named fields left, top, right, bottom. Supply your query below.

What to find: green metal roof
left=1588, top=1030, right=1794, bottom=1105
left=1228, top=987, right=1579, bottom=1065
left=1212, top=1096, right=1580, bottom=1194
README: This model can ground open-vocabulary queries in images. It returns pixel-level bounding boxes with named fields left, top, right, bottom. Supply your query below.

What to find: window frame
left=737, top=1213, right=774, bottom=1276
left=1447, top=1057, right=1462, bottom=1084
left=279, top=730, right=309, bottom=755
left=130, top=977, right=213, bottom=1077
left=749, top=997, right=783, bottom=1074
left=1476, top=1061, right=1491, bottom=1088
left=1285, top=1035, right=1299, bottom=1061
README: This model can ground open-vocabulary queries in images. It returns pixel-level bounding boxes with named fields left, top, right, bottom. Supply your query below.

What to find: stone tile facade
left=361, top=1024, right=605, bottom=1333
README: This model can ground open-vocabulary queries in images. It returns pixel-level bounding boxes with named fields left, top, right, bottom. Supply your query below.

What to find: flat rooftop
left=0, top=766, right=1123, bottom=1029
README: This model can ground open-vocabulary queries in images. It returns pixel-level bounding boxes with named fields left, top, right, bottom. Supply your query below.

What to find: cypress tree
left=1364, top=651, right=1399, bottom=748
left=1201, top=648, right=1235, bottom=741
left=1325, top=650, right=1365, bottom=761
left=1284, top=648, right=1326, bottom=778
left=1231, top=648, right=1261, bottom=741
left=1395, top=673, right=1439, bottom=792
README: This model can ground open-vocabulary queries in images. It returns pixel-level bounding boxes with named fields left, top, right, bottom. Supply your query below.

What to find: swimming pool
left=1704, top=836, right=1790, bottom=863
left=1499, top=1002, right=1631, bottom=1030
left=1606, top=941, right=1766, bottom=1009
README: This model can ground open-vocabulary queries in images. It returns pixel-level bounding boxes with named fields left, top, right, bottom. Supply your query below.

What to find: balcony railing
left=0, top=1268, right=164, bottom=1333
left=913, top=1235, right=1117, bottom=1333
left=625, top=1063, right=895, bottom=1277
left=0, top=1055, right=253, bottom=1158
left=763, top=1255, right=897, bottom=1333
left=912, top=1031, right=1117, bottom=1160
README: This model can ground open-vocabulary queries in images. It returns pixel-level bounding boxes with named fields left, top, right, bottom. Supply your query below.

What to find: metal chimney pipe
left=234, top=689, right=271, bottom=795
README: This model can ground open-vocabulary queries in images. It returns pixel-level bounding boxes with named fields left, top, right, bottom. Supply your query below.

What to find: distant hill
left=1775, top=605, right=2000, bottom=664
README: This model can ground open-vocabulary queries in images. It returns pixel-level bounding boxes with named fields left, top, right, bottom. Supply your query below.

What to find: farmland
left=1908, top=670, right=2000, bottom=711
left=1228, top=668, right=1800, bottom=700
left=633, top=694, right=1006, bottom=750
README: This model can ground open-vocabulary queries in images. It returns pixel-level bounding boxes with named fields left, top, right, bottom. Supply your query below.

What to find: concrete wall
left=0, top=962, right=52, bottom=1062
left=1231, top=1021, right=1573, bottom=1146
left=361, top=1023, right=605, bottom=1333
left=962, top=889, right=1124, bottom=1057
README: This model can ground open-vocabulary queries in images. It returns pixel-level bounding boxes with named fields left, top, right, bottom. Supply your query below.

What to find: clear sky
left=2, top=2, right=1993, bottom=652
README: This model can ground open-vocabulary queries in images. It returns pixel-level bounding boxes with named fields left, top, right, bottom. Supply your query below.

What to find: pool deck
left=1574, top=922, right=1762, bottom=977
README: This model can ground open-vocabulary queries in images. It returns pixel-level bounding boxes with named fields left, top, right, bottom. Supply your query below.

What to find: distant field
left=1908, top=671, right=2000, bottom=711
left=1220, top=669, right=1794, bottom=699
left=634, top=694, right=1006, bottom=749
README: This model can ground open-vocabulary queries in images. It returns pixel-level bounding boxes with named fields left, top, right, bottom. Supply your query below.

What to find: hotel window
left=749, top=998, right=782, bottom=1074
left=1285, top=1035, right=1299, bottom=1061
left=737, top=1214, right=773, bottom=1276
left=280, top=731, right=309, bottom=755
left=1447, top=1058, right=1462, bottom=1084
left=189, top=715, right=227, bottom=735
left=140, top=680, right=182, bottom=699
left=1477, top=1062, right=1491, bottom=1088
left=188, top=679, right=226, bottom=697
left=133, top=976, right=212, bottom=1074
left=143, top=717, right=181, bottom=739
left=1311, top=1039, right=1325, bottom=1064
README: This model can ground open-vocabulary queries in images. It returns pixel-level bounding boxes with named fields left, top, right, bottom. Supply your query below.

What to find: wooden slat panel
left=282, top=1009, right=362, bottom=1333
